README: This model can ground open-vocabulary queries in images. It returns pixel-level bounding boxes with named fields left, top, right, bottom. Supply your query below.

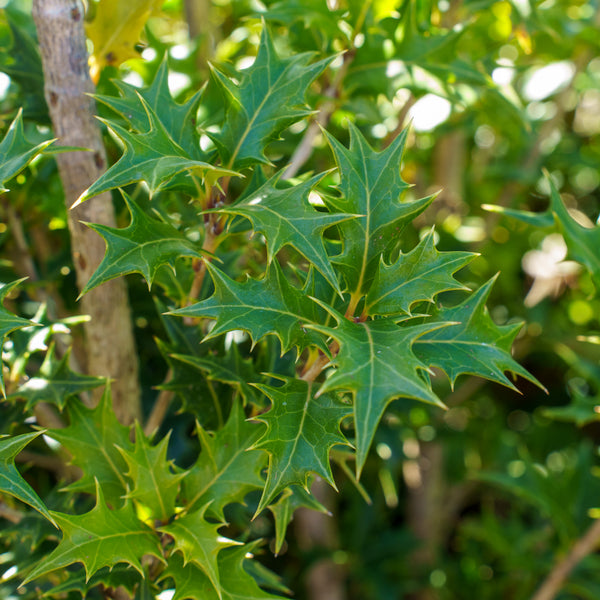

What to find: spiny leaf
left=324, top=123, right=436, bottom=295
left=171, top=261, right=325, bottom=354
left=7, top=344, right=105, bottom=410
left=80, top=192, right=204, bottom=295
left=86, top=0, right=164, bottom=82
left=160, top=503, right=239, bottom=599
left=95, top=57, right=203, bottom=155
left=251, top=376, right=351, bottom=514
left=0, top=109, right=54, bottom=192
left=182, top=399, right=266, bottom=520
left=47, top=389, right=132, bottom=507
left=0, top=431, right=57, bottom=527
left=213, top=172, right=353, bottom=293
left=118, top=422, right=186, bottom=522
left=21, top=480, right=163, bottom=585
left=310, top=314, right=447, bottom=475
left=76, top=94, right=236, bottom=204
left=45, top=564, right=142, bottom=598
left=171, top=343, right=265, bottom=406
left=413, top=277, right=545, bottom=391
left=366, top=229, right=477, bottom=316
left=212, top=25, right=333, bottom=169
left=160, top=543, right=285, bottom=600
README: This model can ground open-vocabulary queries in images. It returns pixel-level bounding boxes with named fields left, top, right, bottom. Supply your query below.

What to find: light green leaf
left=76, top=94, right=236, bottom=204
left=310, top=314, right=446, bottom=475
left=252, top=376, right=351, bottom=514
left=81, top=192, right=204, bottom=295
left=7, top=343, right=105, bottom=410
left=47, top=389, right=133, bottom=506
left=0, top=109, right=54, bottom=192
left=0, top=279, right=37, bottom=396
left=366, top=229, right=477, bottom=316
left=171, top=261, right=324, bottom=354
left=118, top=422, right=186, bottom=522
left=212, top=25, right=332, bottom=169
left=0, top=431, right=57, bottom=527
left=182, top=399, right=266, bottom=520
left=413, top=277, right=545, bottom=391
left=21, top=480, right=163, bottom=585
left=160, top=503, right=239, bottom=599
left=324, top=123, right=436, bottom=295
left=214, top=172, right=353, bottom=293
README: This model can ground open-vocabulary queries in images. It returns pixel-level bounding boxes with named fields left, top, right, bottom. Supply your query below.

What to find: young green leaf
left=211, top=25, right=333, bottom=169
left=47, top=389, right=133, bottom=506
left=7, top=344, right=105, bottom=410
left=365, top=229, right=477, bottom=316
left=413, top=277, right=545, bottom=391
left=212, top=172, right=353, bottom=293
left=80, top=192, right=204, bottom=295
left=324, top=123, right=436, bottom=295
left=182, top=399, right=266, bottom=520
left=118, top=422, right=186, bottom=522
left=252, top=376, right=351, bottom=514
left=0, top=110, right=54, bottom=192
left=76, top=94, right=236, bottom=204
left=310, top=315, right=448, bottom=475
left=160, top=503, right=239, bottom=599
left=0, top=279, right=38, bottom=396
left=172, top=261, right=325, bottom=354
left=21, top=480, right=163, bottom=585
left=0, top=431, right=57, bottom=527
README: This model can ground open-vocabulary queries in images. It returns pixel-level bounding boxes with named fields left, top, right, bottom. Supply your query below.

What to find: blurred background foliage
left=1, top=0, right=600, bottom=598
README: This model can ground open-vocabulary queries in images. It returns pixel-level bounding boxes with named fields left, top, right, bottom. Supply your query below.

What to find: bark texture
left=32, top=0, right=141, bottom=424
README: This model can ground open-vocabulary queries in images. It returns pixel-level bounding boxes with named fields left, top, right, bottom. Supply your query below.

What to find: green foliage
left=2, top=1, right=600, bottom=599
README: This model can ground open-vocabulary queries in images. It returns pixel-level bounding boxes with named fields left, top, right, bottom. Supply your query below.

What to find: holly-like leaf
left=172, top=261, right=324, bottom=354
left=324, top=123, right=436, bottom=295
left=47, top=389, right=133, bottom=506
left=160, top=503, right=239, bottom=598
left=543, top=391, right=600, bottom=427
left=21, top=480, right=163, bottom=585
left=413, top=277, right=544, bottom=391
left=252, top=376, right=351, bottom=514
left=214, top=172, right=353, bottom=293
left=267, top=485, right=329, bottom=556
left=95, top=57, right=203, bottom=155
left=80, top=192, right=204, bottom=295
left=0, top=431, right=57, bottom=527
left=365, top=229, right=477, bottom=316
left=45, top=564, right=142, bottom=598
left=182, top=399, right=266, bottom=520
left=76, top=95, right=236, bottom=204
left=171, top=343, right=264, bottom=406
left=118, top=422, right=186, bottom=522
left=86, top=0, right=164, bottom=82
left=160, top=544, right=285, bottom=600
left=212, top=25, right=332, bottom=169
left=0, top=109, right=54, bottom=192
left=0, top=279, right=38, bottom=396
left=7, top=344, right=105, bottom=410
left=310, top=314, right=447, bottom=475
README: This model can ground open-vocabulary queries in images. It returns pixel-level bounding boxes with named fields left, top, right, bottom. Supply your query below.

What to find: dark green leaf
left=212, top=25, right=332, bottom=169
left=81, top=192, right=204, bottom=295
left=252, top=376, right=351, bottom=514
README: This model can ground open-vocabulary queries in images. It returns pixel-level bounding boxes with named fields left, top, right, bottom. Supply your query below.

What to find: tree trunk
left=32, top=0, right=141, bottom=425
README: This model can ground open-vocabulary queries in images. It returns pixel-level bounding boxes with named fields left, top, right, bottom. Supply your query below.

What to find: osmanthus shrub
left=0, top=24, right=542, bottom=600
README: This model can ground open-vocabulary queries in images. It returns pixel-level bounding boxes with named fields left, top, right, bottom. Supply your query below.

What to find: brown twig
left=0, top=501, right=24, bottom=524
left=144, top=372, right=175, bottom=437
left=531, top=518, right=600, bottom=600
